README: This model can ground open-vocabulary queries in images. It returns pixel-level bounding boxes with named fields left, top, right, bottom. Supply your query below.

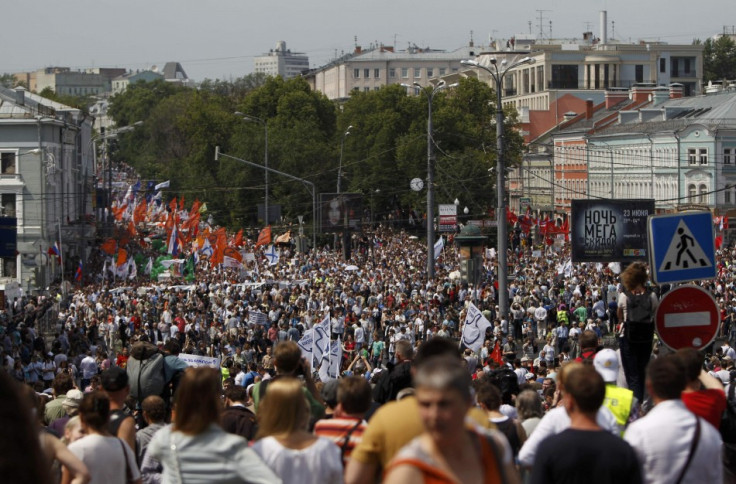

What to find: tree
left=702, top=36, right=736, bottom=83
left=0, top=73, right=17, bottom=88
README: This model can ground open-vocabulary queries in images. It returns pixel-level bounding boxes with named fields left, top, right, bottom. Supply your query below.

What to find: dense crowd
left=3, top=212, right=736, bottom=483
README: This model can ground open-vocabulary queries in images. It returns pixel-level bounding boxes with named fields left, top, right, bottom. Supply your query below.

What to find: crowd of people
left=3, top=191, right=736, bottom=482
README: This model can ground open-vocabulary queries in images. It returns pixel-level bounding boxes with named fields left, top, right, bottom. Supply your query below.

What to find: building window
left=389, top=68, right=396, bottom=78
left=725, top=148, right=732, bottom=164
left=727, top=189, right=732, bottom=204
left=374, top=87, right=380, bottom=91
left=364, top=69, right=370, bottom=79
left=414, top=68, right=421, bottom=78
left=635, top=65, right=644, bottom=83
left=354, top=69, right=360, bottom=78
left=427, top=68, right=434, bottom=78
left=439, top=68, right=446, bottom=76
left=688, top=184, right=696, bottom=201
left=699, top=184, right=708, bottom=203
left=684, top=58, right=691, bottom=74
left=364, top=87, right=370, bottom=92
left=699, top=148, right=708, bottom=165
left=660, top=58, right=666, bottom=73
left=0, top=153, right=15, bottom=175
left=1, top=194, right=15, bottom=217
left=688, top=148, right=697, bottom=165
left=401, top=67, right=409, bottom=78
left=374, top=68, right=380, bottom=78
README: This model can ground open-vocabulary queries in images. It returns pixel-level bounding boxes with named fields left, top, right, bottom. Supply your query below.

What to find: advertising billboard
left=571, top=199, right=654, bottom=263
left=438, top=204, right=457, bottom=232
left=320, top=193, right=363, bottom=232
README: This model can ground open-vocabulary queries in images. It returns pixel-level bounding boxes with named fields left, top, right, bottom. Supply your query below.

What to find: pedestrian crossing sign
left=648, top=211, right=716, bottom=284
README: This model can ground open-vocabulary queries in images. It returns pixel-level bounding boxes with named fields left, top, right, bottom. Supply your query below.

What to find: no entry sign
left=655, top=285, right=719, bottom=351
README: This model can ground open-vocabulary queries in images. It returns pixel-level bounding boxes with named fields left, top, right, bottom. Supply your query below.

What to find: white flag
left=144, top=257, right=153, bottom=275
left=319, top=336, right=342, bottom=382
left=460, top=302, right=492, bottom=353
left=265, top=245, right=280, bottom=266
left=127, top=259, right=137, bottom=280
left=433, top=236, right=445, bottom=260
left=312, top=313, right=331, bottom=369
left=154, top=180, right=170, bottom=190
left=223, top=256, right=243, bottom=269
left=297, top=329, right=314, bottom=364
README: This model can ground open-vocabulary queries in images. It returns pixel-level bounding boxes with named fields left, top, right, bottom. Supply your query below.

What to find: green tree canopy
left=702, top=36, right=736, bottom=83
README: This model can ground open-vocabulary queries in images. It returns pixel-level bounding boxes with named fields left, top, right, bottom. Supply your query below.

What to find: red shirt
left=681, top=388, right=727, bottom=429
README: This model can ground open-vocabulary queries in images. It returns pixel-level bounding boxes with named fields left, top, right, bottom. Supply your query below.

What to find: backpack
left=624, top=290, right=654, bottom=343
left=487, top=368, right=520, bottom=405
left=127, top=341, right=166, bottom=404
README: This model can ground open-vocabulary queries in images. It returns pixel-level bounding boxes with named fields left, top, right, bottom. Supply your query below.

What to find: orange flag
left=100, top=238, right=117, bottom=255
left=223, top=247, right=243, bottom=262
left=116, top=248, right=128, bottom=267
left=189, top=199, right=201, bottom=217
left=233, top=229, right=243, bottom=248
left=491, top=341, right=504, bottom=366
left=113, top=204, right=128, bottom=221
left=127, top=221, right=137, bottom=238
left=255, top=226, right=271, bottom=247
left=169, top=197, right=177, bottom=214
left=179, top=196, right=185, bottom=212
left=133, top=199, right=148, bottom=224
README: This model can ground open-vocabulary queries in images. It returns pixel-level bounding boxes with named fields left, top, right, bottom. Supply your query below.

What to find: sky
left=3, top=0, right=735, bottom=83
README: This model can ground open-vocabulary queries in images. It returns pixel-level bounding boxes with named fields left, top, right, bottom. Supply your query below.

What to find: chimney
left=631, top=85, right=655, bottom=104
left=605, top=89, right=629, bottom=108
left=355, top=45, right=362, bottom=54
left=600, top=11, right=608, bottom=44
left=669, top=83, right=683, bottom=99
left=14, top=86, right=25, bottom=106
left=585, top=99, right=594, bottom=119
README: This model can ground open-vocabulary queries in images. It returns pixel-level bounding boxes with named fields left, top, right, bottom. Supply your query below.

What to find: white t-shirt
left=252, top=435, right=343, bottom=484
left=68, top=434, right=140, bottom=484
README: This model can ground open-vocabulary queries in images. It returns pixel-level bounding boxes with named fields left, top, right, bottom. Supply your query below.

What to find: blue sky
left=3, top=0, right=734, bottom=82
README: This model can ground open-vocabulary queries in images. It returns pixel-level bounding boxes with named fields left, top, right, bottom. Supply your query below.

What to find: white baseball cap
left=593, top=348, right=619, bottom=382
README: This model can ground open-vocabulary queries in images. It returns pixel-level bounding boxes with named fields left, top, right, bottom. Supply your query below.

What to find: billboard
left=438, top=204, right=457, bottom=232
left=571, top=199, right=654, bottom=263
left=320, top=193, right=363, bottom=232
left=0, top=217, right=17, bottom=258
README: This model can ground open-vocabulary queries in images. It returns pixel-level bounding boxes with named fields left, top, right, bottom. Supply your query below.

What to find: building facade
left=0, top=87, right=94, bottom=293
left=254, top=41, right=310, bottom=80
left=306, top=43, right=487, bottom=100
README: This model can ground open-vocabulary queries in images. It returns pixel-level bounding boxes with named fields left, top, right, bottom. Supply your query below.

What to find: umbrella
left=345, top=265, right=359, bottom=271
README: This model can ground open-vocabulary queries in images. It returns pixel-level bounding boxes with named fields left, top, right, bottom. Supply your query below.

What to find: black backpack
left=624, top=289, right=654, bottom=343
left=487, top=368, right=520, bottom=405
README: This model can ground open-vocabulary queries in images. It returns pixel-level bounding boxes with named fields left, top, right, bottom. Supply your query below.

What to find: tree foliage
left=106, top=75, right=525, bottom=230
left=702, top=36, right=736, bottom=83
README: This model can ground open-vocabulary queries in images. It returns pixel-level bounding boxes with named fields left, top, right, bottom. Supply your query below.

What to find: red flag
left=179, top=196, right=185, bottom=212
left=725, top=216, right=730, bottom=230
left=233, top=229, right=244, bottom=248
left=189, top=199, right=201, bottom=217
left=255, top=226, right=271, bottom=247
left=133, top=199, right=147, bottom=224
left=100, top=238, right=117, bottom=255
left=117, top=249, right=128, bottom=267
left=506, top=208, right=518, bottom=225
left=127, top=221, right=137, bottom=238
left=716, top=235, right=724, bottom=250
left=491, top=341, right=504, bottom=365
left=169, top=197, right=177, bottom=214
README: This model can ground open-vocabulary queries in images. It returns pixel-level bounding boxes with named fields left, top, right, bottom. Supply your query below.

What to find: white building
left=305, top=43, right=487, bottom=100
left=254, top=41, right=309, bottom=80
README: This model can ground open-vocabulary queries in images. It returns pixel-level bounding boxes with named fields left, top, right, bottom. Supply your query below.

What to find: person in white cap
left=594, top=348, right=638, bottom=433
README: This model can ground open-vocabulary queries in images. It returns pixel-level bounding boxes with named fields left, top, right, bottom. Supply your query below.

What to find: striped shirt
left=313, top=417, right=367, bottom=465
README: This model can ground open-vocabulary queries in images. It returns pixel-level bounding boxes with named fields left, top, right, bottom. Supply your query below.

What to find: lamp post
left=235, top=113, right=269, bottom=224
left=401, top=80, right=457, bottom=280
left=337, top=125, right=352, bottom=194
left=461, top=55, right=535, bottom=322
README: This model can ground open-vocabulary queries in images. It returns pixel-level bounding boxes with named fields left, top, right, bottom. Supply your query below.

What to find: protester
left=624, top=354, right=723, bottom=484
left=66, top=391, right=140, bottom=484
left=530, top=364, right=641, bottom=484
left=676, top=347, right=727, bottom=429
left=383, top=356, right=518, bottom=484
left=142, top=367, right=279, bottom=483
left=221, top=384, right=258, bottom=441
left=135, top=396, right=166, bottom=466
left=617, top=262, right=658, bottom=402
left=593, top=348, right=638, bottom=431
left=252, top=377, right=343, bottom=484
left=314, top=376, right=371, bottom=465
left=101, top=367, right=137, bottom=453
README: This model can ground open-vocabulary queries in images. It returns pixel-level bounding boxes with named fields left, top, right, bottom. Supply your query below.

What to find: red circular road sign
left=655, top=285, right=720, bottom=351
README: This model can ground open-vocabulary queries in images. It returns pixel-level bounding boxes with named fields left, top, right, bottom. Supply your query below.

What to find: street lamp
left=461, top=55, right=535, bottom=322
left=235, top=112, right=269, bottom=224
left=401, top=80, right=458, bottom=279
left=337, top=125, right=353, bottom=194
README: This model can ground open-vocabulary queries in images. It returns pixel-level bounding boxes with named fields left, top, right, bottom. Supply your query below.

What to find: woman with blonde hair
left=252, top=377, right=343, bottom=484
left=143, top=367, right=278, bottom=484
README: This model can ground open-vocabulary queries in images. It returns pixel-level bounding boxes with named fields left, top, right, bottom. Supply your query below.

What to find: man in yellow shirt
left=593, top=348, right=638, bottom=432
left=345, top=338, right=492, bottom=484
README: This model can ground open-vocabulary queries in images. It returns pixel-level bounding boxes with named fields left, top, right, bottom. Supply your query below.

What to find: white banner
left=433, top=236, right=445, bottom=260
left=298, top=329, right=314, bottom=364
left=313, top=313, right=331, bottom=369
left=178, top=353, right=221, bottom=369
left=319, top=336, right=341, bottom=382
left=460, top=302, right=492, bottom=353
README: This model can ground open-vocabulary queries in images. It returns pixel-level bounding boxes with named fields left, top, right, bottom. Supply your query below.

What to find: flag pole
left=58, top=218, right=65, bottom=297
